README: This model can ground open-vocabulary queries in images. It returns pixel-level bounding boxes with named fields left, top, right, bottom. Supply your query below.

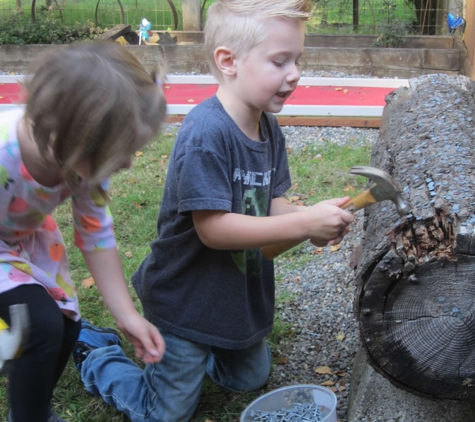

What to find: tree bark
left=353, top=73, right=475, bottom=400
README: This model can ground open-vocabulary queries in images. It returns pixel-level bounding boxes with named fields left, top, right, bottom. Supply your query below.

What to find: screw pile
left=249, top=403, right=325, bottom=421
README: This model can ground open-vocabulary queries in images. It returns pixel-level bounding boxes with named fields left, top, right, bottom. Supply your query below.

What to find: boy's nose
left=287, top=65, right=301, bottom=84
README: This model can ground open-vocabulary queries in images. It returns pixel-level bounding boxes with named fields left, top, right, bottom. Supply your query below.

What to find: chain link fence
left=0, top=0, right=465, bottom=35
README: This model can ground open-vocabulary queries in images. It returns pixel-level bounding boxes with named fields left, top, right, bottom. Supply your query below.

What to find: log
left=353, top=73, right=475, bottom=401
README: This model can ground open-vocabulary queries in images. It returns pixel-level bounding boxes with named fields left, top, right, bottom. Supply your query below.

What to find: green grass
left=0, top=127, right=371, bottom=421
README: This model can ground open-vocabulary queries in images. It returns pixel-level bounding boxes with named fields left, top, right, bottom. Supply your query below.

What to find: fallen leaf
left=164, top=85, right=170, bottom=89
left=0, top=96, right=3, bottom=99
left=187, top=99, right=194, bottom=103
left=129, top=178, right=136, bottom=184
left=315, top=366, right=332, bottom=375
left=335, top=87, right=342, bottom=91
left=288, top=195, right=300, bottom=203
left=124, top=251, right=133, bottom=259
left=82, top=277, right=95, bottom=288
left=133, top=202, right=143, bottom=209
left=161, top=154, right=168, bottom=159
left=343, top=185, right=355, bottom=192
left=343, top=89, right=349, bottom=93
left=311, top=247, right=324, bottom=255
left=330, top=244, right=341, bottom=252
left=277, top=357, right=289, bottom=365
left=329, top=387, right=338, bottom=392
left=320, top=380, right=335, bottom=386
left=135, top=151, right=143, bottom=157
left=339, top=385, right=347, bottom=392
left=294, top=275, right=301, bottom=283
left=305, top=85, right=310, bottom=88
left=336, top=332, right=345, bottom=341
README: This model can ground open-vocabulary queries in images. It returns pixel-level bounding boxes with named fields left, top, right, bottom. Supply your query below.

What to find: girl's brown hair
left=24, top=41, right=167, bottom=190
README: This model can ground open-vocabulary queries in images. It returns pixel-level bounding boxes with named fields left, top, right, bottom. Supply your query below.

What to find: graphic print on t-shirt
left=231, top=186, right=269, bottom=278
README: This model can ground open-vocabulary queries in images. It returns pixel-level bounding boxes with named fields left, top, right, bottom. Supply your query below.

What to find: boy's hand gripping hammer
left=261, top=166, right=410, bottom=260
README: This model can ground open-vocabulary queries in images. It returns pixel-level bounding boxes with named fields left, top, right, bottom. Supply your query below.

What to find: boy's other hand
left=305, top=197, right=354, bottom=247
left=116, top=313, right=166, bottom=364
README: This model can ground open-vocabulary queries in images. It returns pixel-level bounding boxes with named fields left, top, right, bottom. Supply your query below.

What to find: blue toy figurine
left=447, top=12, right=465, bottom=35
left=139, top=18, right=152, bottom=44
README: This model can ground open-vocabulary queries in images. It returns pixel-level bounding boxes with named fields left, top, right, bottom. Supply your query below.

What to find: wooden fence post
left=182, top=0, right=201, bottom=31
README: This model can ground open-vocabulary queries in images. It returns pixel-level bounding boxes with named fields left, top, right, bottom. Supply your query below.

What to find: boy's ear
left=214, top=46, right=236, bottom=76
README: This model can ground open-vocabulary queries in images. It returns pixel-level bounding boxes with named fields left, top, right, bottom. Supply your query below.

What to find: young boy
left=73, top=0, right=354, bottom=420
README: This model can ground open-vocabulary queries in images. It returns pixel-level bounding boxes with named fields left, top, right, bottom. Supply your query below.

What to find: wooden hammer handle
left=261, top=189, right=376, bottom=260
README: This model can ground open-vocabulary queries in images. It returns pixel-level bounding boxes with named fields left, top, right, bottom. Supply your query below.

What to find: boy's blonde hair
left=204, top=0, right=312, bottom=78
left=24, top=41, right=167, bottom=190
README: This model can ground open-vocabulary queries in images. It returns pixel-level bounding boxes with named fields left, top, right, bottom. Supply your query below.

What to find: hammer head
left=350, top=166, right=410, bottom=217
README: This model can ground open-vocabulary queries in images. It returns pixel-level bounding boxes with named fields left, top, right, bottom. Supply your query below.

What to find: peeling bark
left=354, top=74, right=475, bottom=400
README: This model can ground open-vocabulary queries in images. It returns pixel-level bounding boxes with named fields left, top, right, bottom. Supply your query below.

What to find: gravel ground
left=266, top=125, right=379, bottom=422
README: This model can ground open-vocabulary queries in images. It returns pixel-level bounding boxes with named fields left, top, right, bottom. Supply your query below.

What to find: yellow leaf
left=315, top=366, right=332, bottom=375
left=164, top=85, right=170, bottom=89
left=343, top=185, right=355, bottom=192
left=82, top=277, right=95, bottom=288
left=320, top=380, right=335, bottom=386
left=336, top=332, right=345, bottom=341
left=124, top=251, right=133, bottom=259
left=0, top=96, right=3, bottom=99
left=330, top=244, right=341, bottom=252
left=129, top=178, right=136, bottom=184
left=135, top=151, right=143, bottom=157
left=335, top=87, right=342, bottom=91
left=343, top=89, right=349, bottom=93
left=187, top=99, right=195, bottom=103
left=161, top=154, right=168, bottom=159
left=277, top=357, right=289, bottom=365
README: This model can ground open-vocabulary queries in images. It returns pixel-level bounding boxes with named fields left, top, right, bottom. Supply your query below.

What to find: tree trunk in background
left=16, top=0, right=21, bottom=11
left=353, top=74, right=475, bottom=400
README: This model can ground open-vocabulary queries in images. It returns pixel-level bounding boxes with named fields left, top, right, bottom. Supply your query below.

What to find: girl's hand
left=116, top=313, right=166, bottom=364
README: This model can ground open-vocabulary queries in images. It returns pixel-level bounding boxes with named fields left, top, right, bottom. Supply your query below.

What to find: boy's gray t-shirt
left=132, top=95, right=292, bottom=349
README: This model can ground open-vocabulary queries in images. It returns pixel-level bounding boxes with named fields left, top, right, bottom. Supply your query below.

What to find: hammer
left=261, top=166, right=410, bottom=260
left=0, top=304, right=29, bottom=371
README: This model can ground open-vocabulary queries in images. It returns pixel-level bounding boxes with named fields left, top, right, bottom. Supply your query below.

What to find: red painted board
left=161, top=84, right=395, bottom=106
left=0, top=83, right=24, bottom=104
left=0, top=83, right=395, bottom=107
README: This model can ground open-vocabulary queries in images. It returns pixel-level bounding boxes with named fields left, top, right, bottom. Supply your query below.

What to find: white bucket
left=240, top=384, right=337, bottom=422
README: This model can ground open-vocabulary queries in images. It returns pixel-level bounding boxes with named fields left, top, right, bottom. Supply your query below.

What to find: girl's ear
left=214, top=46, right=236, bottom=76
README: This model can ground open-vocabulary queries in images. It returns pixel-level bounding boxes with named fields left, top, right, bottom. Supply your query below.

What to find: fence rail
left=0, top=0, right=466, bottom=36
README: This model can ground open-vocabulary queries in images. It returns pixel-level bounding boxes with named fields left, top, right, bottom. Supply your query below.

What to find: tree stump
left=353, top=73, right=475, bottom=401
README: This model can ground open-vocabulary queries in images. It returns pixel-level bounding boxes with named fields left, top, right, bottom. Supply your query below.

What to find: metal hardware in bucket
left=240, top=384, right=337, bottom=422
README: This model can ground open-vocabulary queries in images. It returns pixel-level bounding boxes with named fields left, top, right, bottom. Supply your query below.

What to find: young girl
left=0, top=41, right=167, bottom=422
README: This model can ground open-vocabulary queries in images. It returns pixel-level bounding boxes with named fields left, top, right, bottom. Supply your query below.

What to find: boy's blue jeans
left=81, top=330, right=271, bottom=422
